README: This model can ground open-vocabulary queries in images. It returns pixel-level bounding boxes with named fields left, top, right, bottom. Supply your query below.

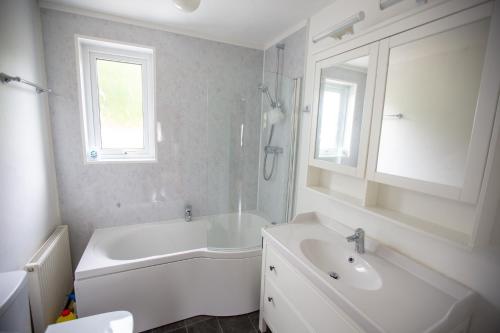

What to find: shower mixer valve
left=264, top=146, right=283, bottom=154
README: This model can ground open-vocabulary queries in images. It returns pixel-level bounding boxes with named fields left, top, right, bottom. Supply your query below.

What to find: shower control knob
left=267, top=297, right=273, bottom=302
left=269, top=265, right=275, bottom=271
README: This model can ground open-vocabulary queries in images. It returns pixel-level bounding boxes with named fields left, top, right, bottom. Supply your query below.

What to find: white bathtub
left=74, top=213, right=270, bottom=332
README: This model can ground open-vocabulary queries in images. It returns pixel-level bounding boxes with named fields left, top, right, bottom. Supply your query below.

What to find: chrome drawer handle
left=269, top=265, right=275, bottom=271
left=267, top=297, right=273, bottom=302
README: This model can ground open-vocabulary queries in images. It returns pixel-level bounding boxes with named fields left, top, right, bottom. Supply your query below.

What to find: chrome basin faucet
left=184, top=205, right=192, bottom=222
left=346, top=228, right=365, bottom=254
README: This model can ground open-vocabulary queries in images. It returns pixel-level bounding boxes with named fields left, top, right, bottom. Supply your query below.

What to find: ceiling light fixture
left=172, top=0, right=201, bottom=13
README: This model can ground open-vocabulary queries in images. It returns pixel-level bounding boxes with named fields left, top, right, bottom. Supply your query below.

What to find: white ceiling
left=39, top=0, right=337, bottom=49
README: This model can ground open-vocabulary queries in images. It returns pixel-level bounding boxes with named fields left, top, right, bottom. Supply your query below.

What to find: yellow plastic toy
left=56, top=309, right=76, bottom=323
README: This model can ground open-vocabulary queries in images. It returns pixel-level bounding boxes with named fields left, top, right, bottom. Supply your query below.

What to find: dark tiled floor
left=143, top=311, right=264, bottom=333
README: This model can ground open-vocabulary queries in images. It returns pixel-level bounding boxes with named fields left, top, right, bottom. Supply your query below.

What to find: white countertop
left=262, top=212, right=477, bottom=333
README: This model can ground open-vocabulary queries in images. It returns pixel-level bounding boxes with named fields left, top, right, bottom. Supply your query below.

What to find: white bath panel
left=75, top=256, right=261, bottom=333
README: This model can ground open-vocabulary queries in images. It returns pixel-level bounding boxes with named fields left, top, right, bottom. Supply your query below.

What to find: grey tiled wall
left=41, top=9, right=263, bottom=264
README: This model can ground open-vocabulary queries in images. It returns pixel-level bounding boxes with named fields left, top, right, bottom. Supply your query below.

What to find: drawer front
left=265, top=245, right=361, bottom=333
left=263, top=278, right=312, bottom=333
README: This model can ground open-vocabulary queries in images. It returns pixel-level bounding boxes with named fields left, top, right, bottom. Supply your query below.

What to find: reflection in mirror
left=376, top=19, right=489, bottom=187
left=315, top=56, right=369, bottom=167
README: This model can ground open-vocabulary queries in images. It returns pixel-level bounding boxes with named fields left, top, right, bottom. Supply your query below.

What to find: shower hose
left=263, top=124, right=277, bottom=181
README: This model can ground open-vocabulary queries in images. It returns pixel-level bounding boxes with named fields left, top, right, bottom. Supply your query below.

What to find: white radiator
left=25, top=225, right=73, bottom=333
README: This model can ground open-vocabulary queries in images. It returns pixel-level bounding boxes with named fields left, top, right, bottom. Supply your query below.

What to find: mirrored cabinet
left=367, top=14, right=492, bottom=204
left=306, top=1, right=500, bottom=247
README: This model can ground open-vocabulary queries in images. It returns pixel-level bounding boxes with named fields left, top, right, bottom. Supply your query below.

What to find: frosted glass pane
left=377, top=19, right=489, bottom=187
left=96, top=59, right=144, bottom=149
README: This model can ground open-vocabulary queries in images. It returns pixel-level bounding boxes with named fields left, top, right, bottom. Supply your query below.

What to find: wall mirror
left=368, top=16, right=492, bottom=202
left=310, top=43, right=378, bottom=177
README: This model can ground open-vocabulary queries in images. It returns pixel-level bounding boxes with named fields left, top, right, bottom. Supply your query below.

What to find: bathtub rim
left=75, top=212, right=269, bottom=280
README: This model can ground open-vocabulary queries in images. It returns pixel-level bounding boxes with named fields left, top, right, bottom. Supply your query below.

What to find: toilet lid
left=45, top=311, right=133, bottom=333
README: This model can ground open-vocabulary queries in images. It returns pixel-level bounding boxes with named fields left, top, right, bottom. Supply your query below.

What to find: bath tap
left=185, top=205, right=192, bottom=222
left=346, top=228, right=365, bottom=254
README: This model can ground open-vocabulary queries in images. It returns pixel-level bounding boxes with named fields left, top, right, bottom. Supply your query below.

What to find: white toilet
left=0, top=271, right=31, bottom=333
left=0, top=270, right=133, bottom=333
left=45, top=311, right=133, bottom=333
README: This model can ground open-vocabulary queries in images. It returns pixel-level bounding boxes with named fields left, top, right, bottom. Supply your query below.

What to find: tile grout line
left=216, top=317, right=224, bottom=332
left=149, top=313, right=261, bottom=333
left=247, top=314, right=259, bottom=333
left=184, top=316, right=211, bottom=331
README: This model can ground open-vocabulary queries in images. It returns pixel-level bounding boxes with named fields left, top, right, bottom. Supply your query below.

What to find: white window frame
left=76, top=36, right=156, bottom=163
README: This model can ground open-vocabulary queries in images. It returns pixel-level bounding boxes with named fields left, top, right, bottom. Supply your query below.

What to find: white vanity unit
left=258, top=213, right=477, bottom=333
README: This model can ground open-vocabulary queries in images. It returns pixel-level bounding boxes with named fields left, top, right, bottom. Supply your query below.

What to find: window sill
left=84, top=157, right=157, bottom=164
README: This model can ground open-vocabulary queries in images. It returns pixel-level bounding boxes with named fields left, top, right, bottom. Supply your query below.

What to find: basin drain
left=328, top=271, right=340, bottom=280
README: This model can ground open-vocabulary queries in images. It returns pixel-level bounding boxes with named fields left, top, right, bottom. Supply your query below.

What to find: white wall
left=295, top=0, right=500, bottom=332
left=0, top=0, right=61, bottom=272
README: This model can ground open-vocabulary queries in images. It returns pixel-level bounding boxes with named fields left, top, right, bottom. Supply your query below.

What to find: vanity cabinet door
left=263, top=279, right=313, bottom=333
left=309, top=43, right=379, bottom=178
left=367, top=4, right=497, bottom=203
left=263, top=245, right=362, bottom=333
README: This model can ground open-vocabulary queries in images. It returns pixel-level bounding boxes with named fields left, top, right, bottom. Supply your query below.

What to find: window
left=317, top=79, right=357, bottom=160
left=77, top=37, right=155, bottom=162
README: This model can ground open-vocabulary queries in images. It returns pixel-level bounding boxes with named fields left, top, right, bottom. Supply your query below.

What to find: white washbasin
left=300, top=238, right=382, bottom=291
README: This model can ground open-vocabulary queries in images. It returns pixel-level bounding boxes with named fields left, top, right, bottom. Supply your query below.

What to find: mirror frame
left=367, top=7, right=496, bottom=204
left=309, top=43, right=379, bottom=178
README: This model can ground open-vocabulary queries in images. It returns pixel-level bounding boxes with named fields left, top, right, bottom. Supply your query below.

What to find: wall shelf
left=364, top=206, right=471, bottom=247
left=307, top=185, right=363, bottom=207
left=306, top=165, right=475, bottom=248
